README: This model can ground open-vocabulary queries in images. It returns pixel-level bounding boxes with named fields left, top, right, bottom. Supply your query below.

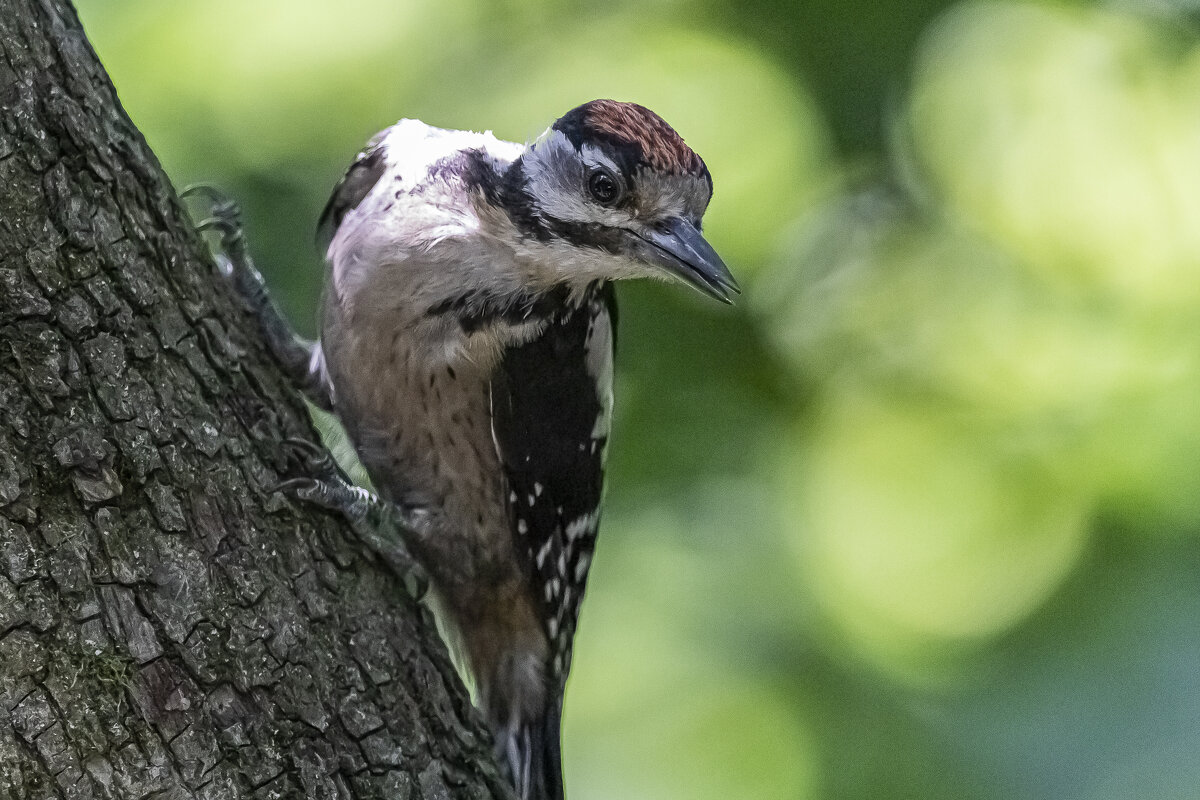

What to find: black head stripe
left=545, top=219, right=626, bottom=255
left=495, top=158, right=635, bottom=253
left=494, top=157, right=553, bottom=242
left=426, top=284, right=572, bottom=334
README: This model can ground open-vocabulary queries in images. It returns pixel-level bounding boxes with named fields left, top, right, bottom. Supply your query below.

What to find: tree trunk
left=0, top=2, right=511, bottom=798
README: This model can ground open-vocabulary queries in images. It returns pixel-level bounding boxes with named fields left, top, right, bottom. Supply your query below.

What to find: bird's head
left=502, top=99, right=738, bottom=303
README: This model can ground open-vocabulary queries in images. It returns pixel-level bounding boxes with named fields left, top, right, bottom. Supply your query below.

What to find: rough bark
left=0, top=1, right=512, bottom=798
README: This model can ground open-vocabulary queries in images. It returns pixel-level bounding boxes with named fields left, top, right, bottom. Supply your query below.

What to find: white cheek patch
left=522, top=133, right=587, bottom=220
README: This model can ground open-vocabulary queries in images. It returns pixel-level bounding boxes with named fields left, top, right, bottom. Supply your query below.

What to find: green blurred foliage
left=76, top=0, right=1200, bottom=797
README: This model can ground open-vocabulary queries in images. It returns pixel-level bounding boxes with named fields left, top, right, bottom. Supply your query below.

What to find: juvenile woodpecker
left=201, top=99, right=735, bottom=800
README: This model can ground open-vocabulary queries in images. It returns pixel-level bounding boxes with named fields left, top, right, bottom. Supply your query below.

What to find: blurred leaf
left=909, top=1, right=1200, bottom=309
left=781, top=394, right=1089, bottom=672
left=570, top=509, right=817, bottom=800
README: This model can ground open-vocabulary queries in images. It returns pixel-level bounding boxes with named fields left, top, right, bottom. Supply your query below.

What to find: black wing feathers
left=491, top=283, right=614, bottom=684
left=317, top=142, right=387, bottom=249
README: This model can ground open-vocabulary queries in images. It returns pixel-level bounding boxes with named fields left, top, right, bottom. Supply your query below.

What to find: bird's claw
left=271, top=471, right=429, bottom=601
left=183, top=182, right=333, bottom=410
left=269, top=476, right=323, bottom=501
left=182, top=183, right=241, bottom=223
left=280, top=436, right=341, bottom=482
left=183, top=183, right=249, bottom=263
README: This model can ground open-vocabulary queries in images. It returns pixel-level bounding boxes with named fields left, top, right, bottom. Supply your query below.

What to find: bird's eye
left=587, top=170, right=620, bottom=206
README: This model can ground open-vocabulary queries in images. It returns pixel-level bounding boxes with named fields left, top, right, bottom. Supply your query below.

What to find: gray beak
left=636, top=218, right=740, bottom=304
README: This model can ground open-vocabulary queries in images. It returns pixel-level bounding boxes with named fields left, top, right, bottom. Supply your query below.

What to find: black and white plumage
left=492, top=282, right=615, bottom=682
left=311, top=100, right=735, bottom=800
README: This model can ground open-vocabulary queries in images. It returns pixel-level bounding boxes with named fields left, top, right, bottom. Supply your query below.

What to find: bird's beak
left=635, top=218, right=740, bottom=304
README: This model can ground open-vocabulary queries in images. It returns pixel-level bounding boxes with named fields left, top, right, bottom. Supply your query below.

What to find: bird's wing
left=489, top=282, right=616, bottom=684
left=316, top=137, right=388, bottom=251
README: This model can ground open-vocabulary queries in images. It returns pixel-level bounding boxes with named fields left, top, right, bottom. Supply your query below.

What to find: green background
left=75, top=1, right=1200, bottom=797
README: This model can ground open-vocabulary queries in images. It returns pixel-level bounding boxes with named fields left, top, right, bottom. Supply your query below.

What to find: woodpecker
left=197, top=99, right=735, bottom=800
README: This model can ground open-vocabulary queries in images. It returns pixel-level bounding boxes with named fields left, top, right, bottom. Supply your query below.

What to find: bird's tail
left=499, top=703, right=564, bottom=800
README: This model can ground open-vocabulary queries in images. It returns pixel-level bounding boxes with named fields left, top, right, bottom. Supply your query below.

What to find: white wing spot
left=574, top=550, right=592, bottom=581
left=517, top=519, right=528, bottom=535
left=534, top=482, right=544, bottom=496
left=585, top=300, right=614, bottom=440
left=565, top=511, right=598, bottom=542
left=536, top=538, right=553, bottom=568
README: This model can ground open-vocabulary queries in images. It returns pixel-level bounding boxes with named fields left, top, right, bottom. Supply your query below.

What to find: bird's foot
left=183, top=183, right=276, bottom=318
left=183, top=184, right=332, bottom=409
left=275, top=438, right=429, bottom=601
